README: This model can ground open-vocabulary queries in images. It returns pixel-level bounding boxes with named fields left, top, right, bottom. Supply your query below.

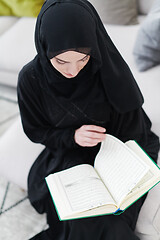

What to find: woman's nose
left=67, top=63, right=79, bottom=76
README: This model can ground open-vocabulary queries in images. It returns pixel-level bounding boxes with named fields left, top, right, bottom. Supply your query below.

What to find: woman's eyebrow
left=55, top=54, right=88, bottom=63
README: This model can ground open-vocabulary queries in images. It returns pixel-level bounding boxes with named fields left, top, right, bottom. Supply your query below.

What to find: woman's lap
left=38, top=192, right=143, bottom=240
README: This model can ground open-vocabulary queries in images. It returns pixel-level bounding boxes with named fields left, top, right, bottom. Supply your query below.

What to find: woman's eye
left=56, top=59, right=66, bottom=64
left=81, top=55, right=89, bottom=62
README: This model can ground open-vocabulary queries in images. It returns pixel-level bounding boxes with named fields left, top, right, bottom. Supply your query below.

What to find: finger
left=84, top=131, right=106, bottom=140
left=84, top=137, right=102, bottom=145
left=83, top=125, right=106, bottom=133
left=82, top=141, right=99, bottom=147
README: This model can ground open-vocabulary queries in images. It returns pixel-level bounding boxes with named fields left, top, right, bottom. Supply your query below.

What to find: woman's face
left=50, top=51, right=90, bottom=78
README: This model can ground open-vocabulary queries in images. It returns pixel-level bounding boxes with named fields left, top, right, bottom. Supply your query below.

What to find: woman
left=17, top=0, right=159, bottom=239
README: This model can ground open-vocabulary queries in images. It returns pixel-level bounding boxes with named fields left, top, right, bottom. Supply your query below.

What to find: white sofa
left=0, top=0, right=160, bottom=239
left=0, top=16, right=37, bottom=87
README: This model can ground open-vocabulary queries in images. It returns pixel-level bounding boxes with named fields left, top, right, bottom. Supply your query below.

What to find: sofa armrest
left=0, top=116, right=45, bottom=190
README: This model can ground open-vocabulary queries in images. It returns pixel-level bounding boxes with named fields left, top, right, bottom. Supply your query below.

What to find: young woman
left=17, top=0, right=159, bottom=239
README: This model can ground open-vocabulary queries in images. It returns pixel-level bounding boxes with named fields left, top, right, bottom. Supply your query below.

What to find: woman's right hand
left=74, top=125, right=106, bottom=147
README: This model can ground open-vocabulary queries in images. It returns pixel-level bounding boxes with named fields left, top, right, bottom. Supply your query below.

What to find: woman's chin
left=63, top=72, right=78, bottom=78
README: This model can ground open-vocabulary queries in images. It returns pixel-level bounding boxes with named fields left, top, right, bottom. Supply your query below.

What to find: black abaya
left=17, top=0, right=160, bottom=239
left=18, top=61, right=159, bottom=240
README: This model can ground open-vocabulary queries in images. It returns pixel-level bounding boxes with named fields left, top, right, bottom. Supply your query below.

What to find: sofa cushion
left=133, top=0, right=160, bottom=71
left=0, top=0, right=44, bottom=17
left=0, top=16, right=19, bottom=35
left=0, top=17, right=36, bottom=73
left=89, top=0, right=138, bottom=25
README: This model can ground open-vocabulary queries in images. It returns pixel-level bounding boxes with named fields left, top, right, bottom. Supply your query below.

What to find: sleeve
left=109, top=107, right=160, bottom=163
left=17, top=69, right=77, bottom=150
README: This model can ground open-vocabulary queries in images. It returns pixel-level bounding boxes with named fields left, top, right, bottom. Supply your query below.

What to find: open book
left=45, top=134, right=160, bottom=221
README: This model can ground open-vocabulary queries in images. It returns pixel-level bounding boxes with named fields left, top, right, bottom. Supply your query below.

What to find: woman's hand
left=74, top=125, right=106, bottom=147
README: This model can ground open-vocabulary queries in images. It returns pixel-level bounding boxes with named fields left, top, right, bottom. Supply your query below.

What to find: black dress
left=17, top=61, right=159, bottom=240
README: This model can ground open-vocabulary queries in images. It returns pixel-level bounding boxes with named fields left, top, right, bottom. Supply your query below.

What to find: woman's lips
left=64, top=73, right=74, bottom=77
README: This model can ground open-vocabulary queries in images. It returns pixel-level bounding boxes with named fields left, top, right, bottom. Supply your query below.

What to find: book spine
left=113, top=208, right=124, bottom=215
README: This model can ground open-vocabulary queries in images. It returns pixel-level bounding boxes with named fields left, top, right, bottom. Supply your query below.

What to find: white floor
left=0, top=84, right=47, bottom=240
left=0, top=177, right=47, bottom=240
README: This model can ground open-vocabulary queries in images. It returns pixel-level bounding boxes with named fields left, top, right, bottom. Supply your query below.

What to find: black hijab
left=34, top=0, right=144, bottom=113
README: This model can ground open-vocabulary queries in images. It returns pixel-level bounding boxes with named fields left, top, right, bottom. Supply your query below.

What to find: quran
left=45, top=134, right=160, bottom=221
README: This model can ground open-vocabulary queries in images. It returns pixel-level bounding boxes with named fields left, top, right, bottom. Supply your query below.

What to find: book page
left=120, top=170, right=160, bottom=210
left=119, top=140, right=160, bottom=209
left=94, top=135, right=150, bottom=205
left=57, top=164, right=116, bottom=212
left=124, top=170, right=153, bottom=198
